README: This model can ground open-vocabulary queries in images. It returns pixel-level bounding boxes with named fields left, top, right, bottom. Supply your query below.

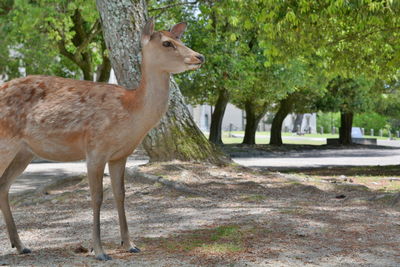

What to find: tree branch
left=57, top=40, right=80, bottom=64
left=75, top=19, right=101, bottom=56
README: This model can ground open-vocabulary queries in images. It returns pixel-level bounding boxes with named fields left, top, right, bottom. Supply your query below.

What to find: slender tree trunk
left=81, top=60, right=93, bottom=81
left=96, top=0, right=229, bottom=165
left=209, top=89, right=229, bottom=145
left=291, top=114, right=304, bottom=133
left=339, top=111, right=353, bottom=145
left=269, top=96, right=294, bottom=146
left=96, top=39, right=112, bottom=82
left=243, top=102, right=268, bottom=145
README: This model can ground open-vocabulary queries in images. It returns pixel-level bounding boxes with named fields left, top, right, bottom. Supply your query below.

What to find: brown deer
left=0, top=20, right=204, bottom=260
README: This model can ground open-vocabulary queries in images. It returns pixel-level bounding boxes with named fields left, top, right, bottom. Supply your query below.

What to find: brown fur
left=0, top=21, right=204, bottom=260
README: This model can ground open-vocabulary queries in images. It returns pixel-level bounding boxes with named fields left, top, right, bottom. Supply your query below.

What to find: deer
left=0, top=19, right=204, bottom=260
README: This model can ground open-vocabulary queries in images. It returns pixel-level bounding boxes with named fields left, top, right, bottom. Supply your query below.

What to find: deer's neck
left=128, top=62, right=170, bottom=123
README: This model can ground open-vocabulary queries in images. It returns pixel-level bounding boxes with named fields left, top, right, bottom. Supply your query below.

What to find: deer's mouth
left=186, top=63, right=202, bottom=70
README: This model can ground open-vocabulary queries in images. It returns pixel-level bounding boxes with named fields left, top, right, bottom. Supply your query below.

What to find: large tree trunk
left=269, top=96, right=294, bottom=146
left=209, top=89, right=229, bottom=145
left=339, top=111, right=353, bottom=145
left=142, top=80, right=228, bottom=163
left=243, top=102, right=268, bottom=145
left=96, top=0, right=229, bottom=165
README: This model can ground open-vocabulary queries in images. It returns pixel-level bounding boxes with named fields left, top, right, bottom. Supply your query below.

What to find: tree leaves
left=0, top=0, right=104, bottom=80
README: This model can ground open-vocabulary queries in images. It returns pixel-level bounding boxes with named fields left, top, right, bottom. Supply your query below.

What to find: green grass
left=221, top=135, right=326, bottom=145
left=143, top=225, right=247, bottom=255
left=214, top=131, right=391, bottom=145
left=227, top=131, right=338, bottom=138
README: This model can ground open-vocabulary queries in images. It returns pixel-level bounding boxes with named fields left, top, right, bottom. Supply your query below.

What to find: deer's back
left=0, top=75, right=137, bottom=161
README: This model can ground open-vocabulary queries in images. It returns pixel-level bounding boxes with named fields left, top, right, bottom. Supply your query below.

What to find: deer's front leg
left=109, top=157, right=140, bottom=253
left=86, top=158, right=110, bottom=260
left=0, top=147, right=34, bottom=254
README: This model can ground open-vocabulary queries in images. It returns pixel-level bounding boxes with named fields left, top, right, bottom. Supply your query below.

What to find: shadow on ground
left=1, top=161, right=399, bottom=266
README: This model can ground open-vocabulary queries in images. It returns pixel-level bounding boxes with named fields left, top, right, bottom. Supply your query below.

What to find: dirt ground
left=1, top=160, right=400, bottom=266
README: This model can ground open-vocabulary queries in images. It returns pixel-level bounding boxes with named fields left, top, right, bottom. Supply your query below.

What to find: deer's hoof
left=96, top=253, right=112, bottom=261
left=20, top=248, right=32, bottom=254
left=128, top=247, right=141, bottom=253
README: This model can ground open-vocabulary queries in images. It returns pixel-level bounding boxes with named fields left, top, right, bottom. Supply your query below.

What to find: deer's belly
left=24, top=132, right=141, bottom=163
left=24, top=135, right=86, bottom=162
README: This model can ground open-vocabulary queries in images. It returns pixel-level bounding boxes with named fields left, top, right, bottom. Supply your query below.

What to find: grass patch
left=143, top=225, right=249, bottom=256
left=221, top=137, right=325, bottom=145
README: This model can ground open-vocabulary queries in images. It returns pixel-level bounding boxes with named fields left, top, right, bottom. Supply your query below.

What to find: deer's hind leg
left=0, top=145, right=34, bottom=254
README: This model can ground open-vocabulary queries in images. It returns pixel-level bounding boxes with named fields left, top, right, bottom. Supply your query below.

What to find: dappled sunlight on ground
left=1, top=161, right=400, bottom=266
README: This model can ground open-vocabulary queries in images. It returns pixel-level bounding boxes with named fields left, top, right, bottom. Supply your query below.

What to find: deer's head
left=141, top=19, right=205, bottom=74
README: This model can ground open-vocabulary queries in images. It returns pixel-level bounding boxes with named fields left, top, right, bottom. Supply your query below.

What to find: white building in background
left=189, top=104, right=317, bottom=134
left=188, top=103, right=245, bottom=132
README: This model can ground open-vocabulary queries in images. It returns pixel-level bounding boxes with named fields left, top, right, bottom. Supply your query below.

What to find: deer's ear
left=170, top=22, right=187, bottom=39
left=141, top=18, right=154, bottom=46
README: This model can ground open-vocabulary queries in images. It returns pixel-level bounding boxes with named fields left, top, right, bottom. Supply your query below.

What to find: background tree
left=0, top=0, right=111, bottom=81
left=373, top=77, right=400, bottom=134
left=316, top=76, right=375, bottom=144
left=232, top=62, right=299, bottom=145
left=268, top=60, right=327, bottom=146
left=238, top=0, right=400, bottom=145
left=0, top=0, right=110, bottom=82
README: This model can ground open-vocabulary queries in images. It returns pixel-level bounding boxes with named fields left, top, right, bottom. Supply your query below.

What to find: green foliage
left=151, top=1, right=328, bottom=115
left=353, top=112, right=389, bottom=132
left=317, top=76, right=376, bottom=114
left=252, top=0, right=400, bottom=80
left=318, top=111, right=392, bottom=134
left=316, top=112, right=340, bottom=133
left=149, top=1, right=400, bottom=142
left=3, top=0, right=398, bottom=141
left=0, top=0, right=104, bottom=80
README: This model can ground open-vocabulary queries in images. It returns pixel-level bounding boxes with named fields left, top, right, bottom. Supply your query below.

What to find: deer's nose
left=196, top=54, right=205, bottom=63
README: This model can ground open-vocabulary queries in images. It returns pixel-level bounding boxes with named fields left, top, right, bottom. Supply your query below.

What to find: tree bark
left=209, top=89, right=229, bottom=145
left=142, top=80, right=229, bottom=163
left=96, top=0, right=229, bottom=165
left=269, top=96, right=294, bottom=146
left=243, top=101, right=268, bottom=145
left=339, top=111, right=353, bottom=145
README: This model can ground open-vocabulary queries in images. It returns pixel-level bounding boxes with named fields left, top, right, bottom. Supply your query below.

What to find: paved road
left=10, top=160, right=148, bottom=195
left=232, top=147, right=400, bottom=170
left=233, top=140, right=400, bottom=170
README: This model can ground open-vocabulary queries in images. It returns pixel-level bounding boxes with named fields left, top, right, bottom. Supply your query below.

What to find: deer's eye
left=162, top=41, right=173, bottom=47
